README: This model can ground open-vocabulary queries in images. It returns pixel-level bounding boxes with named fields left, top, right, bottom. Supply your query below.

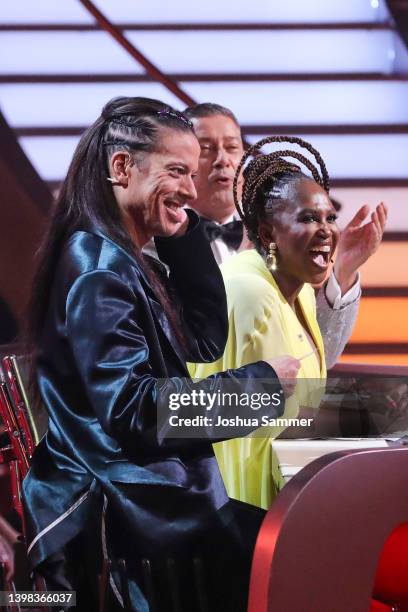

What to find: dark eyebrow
left=298, top=208, right=320, bottom=215
left=298, top=208, right=336, bottom=215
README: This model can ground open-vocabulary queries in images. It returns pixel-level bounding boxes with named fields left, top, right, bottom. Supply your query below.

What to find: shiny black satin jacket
left=23, top=213, right=277, bottom=580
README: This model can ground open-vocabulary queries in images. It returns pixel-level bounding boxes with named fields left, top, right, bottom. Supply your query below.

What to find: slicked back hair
left=26, top=97, right=193, bottom=404
left=184, top=102, right=240, bottom=130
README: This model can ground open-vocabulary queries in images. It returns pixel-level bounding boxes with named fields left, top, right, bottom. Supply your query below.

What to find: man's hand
left=266, top=355, right=301, bottom=399
left=0, top=535, right=14, bottom=582
left=171, top=207, right=190, bottom=237
left=0, top=516, right=19, bottom=583
left=334, top=203, right=387, bottom=294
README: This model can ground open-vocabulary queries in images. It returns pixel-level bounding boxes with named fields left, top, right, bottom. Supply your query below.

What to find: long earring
left=266, top=242, right=278, bottom=271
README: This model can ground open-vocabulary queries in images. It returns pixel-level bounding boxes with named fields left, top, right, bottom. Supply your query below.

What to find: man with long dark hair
left=23, top=96, right=299, bottom=611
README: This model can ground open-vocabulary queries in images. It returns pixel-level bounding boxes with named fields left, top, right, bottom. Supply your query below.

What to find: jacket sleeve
left=316, top=285, right=360, bottom=369
left=154, top=211, right=228, bottom=363
left=65, top=269, right=284, bottom=453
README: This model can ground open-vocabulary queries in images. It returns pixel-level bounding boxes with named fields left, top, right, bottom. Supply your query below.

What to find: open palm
left=335, top=203, right=387, bottom=285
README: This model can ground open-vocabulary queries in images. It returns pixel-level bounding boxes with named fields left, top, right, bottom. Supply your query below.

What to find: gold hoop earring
left=266, top=242, right=278, bottom=271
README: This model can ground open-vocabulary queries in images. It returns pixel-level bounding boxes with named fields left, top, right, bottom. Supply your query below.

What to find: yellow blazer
left=189, top=249, right=326, bottom=509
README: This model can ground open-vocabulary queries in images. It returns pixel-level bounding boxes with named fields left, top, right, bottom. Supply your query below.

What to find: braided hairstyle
left=25, top=97, right=194, bottom=406
left=233, top=136, right=330, bottom=252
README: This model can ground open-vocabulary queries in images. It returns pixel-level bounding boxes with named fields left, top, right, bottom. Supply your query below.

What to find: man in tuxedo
left=183, top=103, right=387, bottom=368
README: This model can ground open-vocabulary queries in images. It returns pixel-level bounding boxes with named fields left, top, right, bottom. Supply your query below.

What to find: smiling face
left=259, top=178, right=340, bottom=285
left=190, top=114, right=244, bottom=223
left=110, top=127, right=200, bottom=246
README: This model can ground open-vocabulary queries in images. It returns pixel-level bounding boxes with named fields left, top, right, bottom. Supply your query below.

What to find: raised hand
left=171, top=207, right=190, bottom=237
left=334, top=202, right=387, bottom=293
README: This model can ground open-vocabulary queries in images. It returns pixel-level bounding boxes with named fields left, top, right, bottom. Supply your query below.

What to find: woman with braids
left=191, top=136, right=387, bottom=510
left=23, top=98, right=299, bottom=611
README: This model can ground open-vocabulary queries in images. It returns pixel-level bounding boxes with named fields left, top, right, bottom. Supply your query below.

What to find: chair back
left=0, top=383, right=29, bottom=477
left=248, top=447, right=408, bottom=612
left=2, top=355, right=40, bottom=453
left=0, top=355, right=41, bottom=518
left=0, top=382, right=28, bottom=520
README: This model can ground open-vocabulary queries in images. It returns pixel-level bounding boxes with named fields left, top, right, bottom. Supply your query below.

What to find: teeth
left=310, top=245, right=330, bottom=253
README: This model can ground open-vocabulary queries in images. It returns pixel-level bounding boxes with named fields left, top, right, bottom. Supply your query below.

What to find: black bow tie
left=201, top=218, right=243, bottom=250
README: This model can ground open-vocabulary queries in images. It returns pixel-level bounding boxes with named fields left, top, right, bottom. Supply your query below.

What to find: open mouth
left=309, top=245, right=331, bottom=269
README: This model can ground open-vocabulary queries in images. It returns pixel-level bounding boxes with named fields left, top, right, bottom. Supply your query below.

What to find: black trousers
left=37, top=499, right=266, bottom=612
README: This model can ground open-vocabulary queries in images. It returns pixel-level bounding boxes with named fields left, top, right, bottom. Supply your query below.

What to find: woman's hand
left=266, top=355, right=301, bottom=398
left=334, top=203, right=387, bottom=293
